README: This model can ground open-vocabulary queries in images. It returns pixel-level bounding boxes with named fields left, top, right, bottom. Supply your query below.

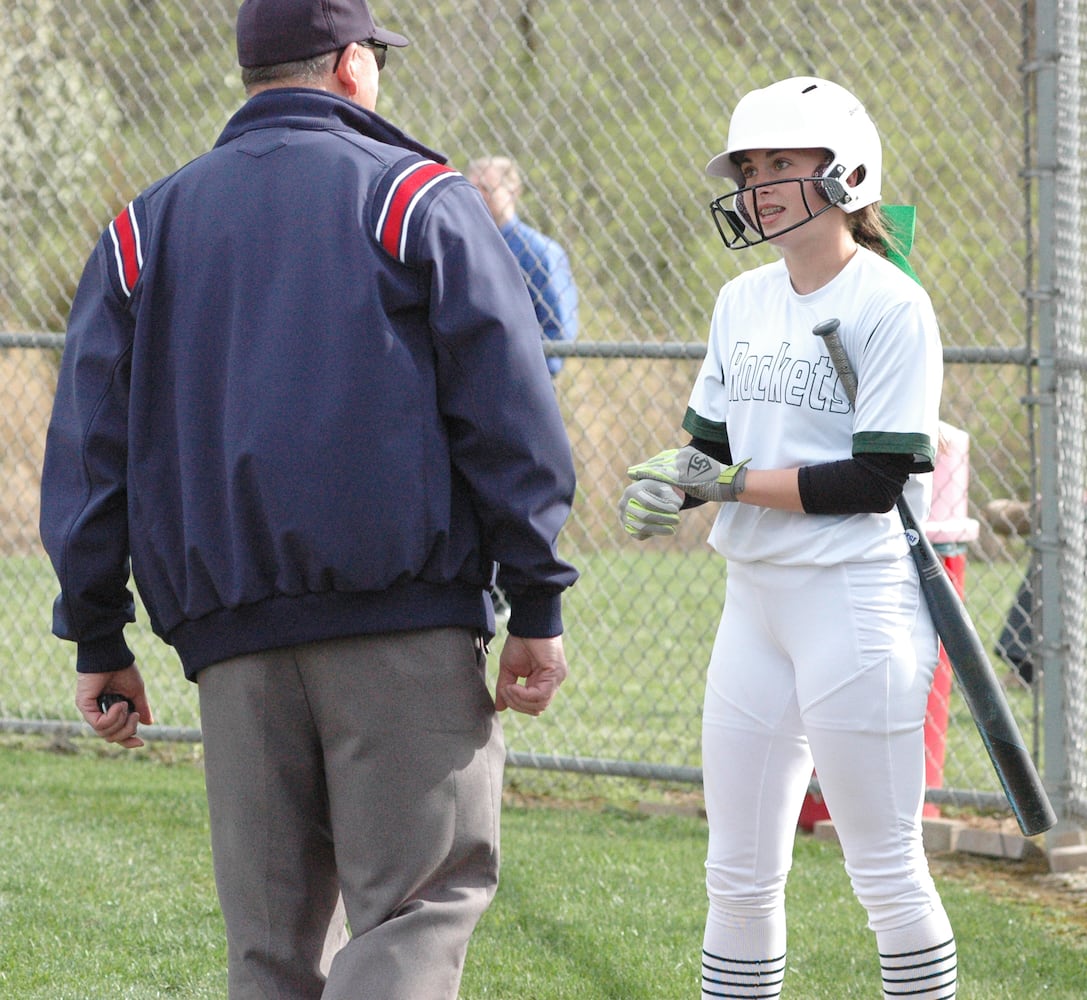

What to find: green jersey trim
left=682, top=407, right=729, bottom=442
left=854, top=430, right=935, bottom=470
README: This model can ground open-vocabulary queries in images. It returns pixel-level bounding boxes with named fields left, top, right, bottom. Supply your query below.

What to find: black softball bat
left=813, top=318, right=1056, bottom=837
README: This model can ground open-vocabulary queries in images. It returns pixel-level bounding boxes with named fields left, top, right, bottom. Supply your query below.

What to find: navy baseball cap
left=237, top=0, right=408, bottom=68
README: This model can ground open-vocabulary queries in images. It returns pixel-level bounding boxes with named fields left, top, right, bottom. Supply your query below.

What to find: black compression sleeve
left=798, top=453, right=915, bottom=515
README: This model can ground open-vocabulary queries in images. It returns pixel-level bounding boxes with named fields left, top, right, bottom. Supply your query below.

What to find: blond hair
left=466, top=156, right=523, bottom=196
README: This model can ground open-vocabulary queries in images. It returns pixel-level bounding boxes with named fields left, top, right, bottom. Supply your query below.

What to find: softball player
left=620, top=78, right=957, bottom=999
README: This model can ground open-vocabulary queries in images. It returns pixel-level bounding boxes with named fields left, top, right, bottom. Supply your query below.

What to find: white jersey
left=685, top=246, right=942, bottom=566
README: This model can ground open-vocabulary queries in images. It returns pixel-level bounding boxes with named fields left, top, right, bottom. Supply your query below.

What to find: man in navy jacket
left=39, top=1, right=578, bottom=996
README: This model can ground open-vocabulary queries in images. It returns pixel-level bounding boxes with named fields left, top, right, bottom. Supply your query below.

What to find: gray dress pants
left=197, top=627, right=505, bottom=999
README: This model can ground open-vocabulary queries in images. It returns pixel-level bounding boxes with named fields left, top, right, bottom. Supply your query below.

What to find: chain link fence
left=2, top=0, right=1085, bottom=827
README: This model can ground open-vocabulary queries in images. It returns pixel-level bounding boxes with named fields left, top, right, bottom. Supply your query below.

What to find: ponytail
left=849, top=204, right=895, bottom=258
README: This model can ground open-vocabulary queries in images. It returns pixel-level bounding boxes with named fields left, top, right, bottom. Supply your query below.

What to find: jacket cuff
left=76, top=634, right=135, bottom=674
left=507, top=592, right=564, bottom=639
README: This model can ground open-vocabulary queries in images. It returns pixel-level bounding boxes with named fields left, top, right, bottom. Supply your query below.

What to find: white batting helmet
left=706, top=77, right=883, bottom=248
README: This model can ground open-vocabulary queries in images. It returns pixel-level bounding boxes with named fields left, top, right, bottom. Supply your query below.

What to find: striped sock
left=880, top=936, right=957, bottom=999
left=701, top=949, right=786, bottom=998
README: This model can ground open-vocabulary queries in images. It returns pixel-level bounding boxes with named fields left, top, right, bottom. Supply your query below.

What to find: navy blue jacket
left=40, top=89, right=578, bottom=680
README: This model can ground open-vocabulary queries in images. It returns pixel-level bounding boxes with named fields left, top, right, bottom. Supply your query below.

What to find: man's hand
left=495, top=634, right=568, bottom=716
left=628, top=446, right=751, bottom=503
left=75, top=663, right=154, bottom=749
left=618, top=479, right=682, bottom=539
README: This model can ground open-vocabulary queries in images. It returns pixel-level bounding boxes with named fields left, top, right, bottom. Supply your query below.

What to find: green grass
left=1, top=737, right=1084, bottom=999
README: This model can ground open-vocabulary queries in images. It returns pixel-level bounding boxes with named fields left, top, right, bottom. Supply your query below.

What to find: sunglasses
left=332, top=39, right=388, bottom=73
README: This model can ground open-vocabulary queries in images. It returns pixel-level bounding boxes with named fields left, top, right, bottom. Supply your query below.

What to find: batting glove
left=618, top=479, right=682, bottom=539
left=627, top=446, right=751, bottom=503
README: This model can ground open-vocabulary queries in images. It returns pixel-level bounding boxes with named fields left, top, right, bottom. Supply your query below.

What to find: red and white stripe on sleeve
left=375, top=160, right=457, bottom=262
left=107, top=202, right=143, bottom=298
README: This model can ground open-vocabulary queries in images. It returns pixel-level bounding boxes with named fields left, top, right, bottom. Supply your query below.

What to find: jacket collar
left=215, top=88, right=447, bottom=164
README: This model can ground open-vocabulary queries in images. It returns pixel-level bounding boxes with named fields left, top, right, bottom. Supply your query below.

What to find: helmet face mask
left=710, top=173, right=850, bottom=250
left=705, top=77, right=881, bottom=251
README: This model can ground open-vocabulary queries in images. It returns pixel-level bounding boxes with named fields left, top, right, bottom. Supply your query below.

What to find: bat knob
left=812, top=318, right=841, bottom=339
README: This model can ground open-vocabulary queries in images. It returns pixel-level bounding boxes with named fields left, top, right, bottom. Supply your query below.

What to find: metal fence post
left=1033, top=0, right=1087, bottom=840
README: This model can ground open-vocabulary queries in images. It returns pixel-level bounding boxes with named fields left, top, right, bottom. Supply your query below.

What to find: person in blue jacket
left=38, top=2, right=578, bottom=997
left=467, top=155, right=579, bottom=377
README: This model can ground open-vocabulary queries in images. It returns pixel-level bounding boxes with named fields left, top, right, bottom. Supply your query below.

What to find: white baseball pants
left=700, top=557, right=957, bottom=999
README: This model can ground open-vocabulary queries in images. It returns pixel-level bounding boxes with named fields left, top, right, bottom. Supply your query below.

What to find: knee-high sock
left=877, top=913, right=957, bottom=999
left=701, top=906, right=786, bottom=999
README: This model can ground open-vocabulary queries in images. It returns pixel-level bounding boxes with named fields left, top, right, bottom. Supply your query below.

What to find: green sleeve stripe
left=682, top=407, right=729, bottom=442
left=853, top=431, right=935, bottom=469
left=680, top=414, right=934, bottom=468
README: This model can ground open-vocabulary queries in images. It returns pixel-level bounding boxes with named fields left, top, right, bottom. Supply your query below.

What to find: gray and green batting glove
left=618, top=479, right=682, bottom=540
left=627, top=446, right=751, bottom=503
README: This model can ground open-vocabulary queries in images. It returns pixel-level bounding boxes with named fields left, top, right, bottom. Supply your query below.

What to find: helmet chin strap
left=710, top=175, right=848, bottom=250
